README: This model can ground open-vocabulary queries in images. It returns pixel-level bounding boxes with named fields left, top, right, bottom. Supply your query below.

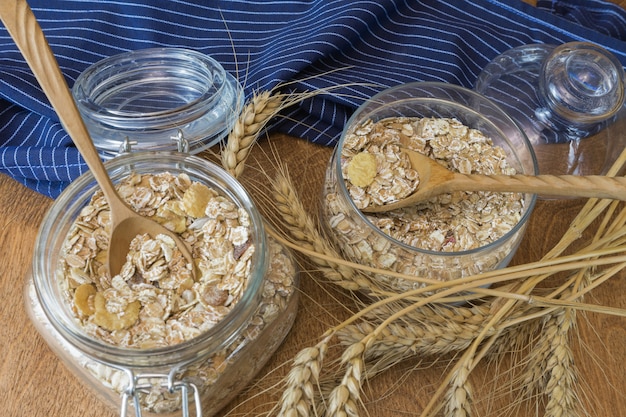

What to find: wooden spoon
left=363, top=148, right=626, bottom=213
left=0, top=0, right=194, bottom=276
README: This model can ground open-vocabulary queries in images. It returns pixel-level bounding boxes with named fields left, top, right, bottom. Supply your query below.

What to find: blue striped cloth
left=1, top=0, right=625, bottom=198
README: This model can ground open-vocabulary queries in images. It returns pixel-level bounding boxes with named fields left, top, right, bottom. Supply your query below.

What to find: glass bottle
left=25, top=152, right=299, bottom=417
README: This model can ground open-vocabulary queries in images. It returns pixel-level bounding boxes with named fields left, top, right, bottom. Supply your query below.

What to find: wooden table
left=2, top=1, right=626, bottom=414
left=1, top=132, right=626, bottom=417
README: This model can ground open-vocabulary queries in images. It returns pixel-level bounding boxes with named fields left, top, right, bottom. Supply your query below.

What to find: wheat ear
left=520, top=312, right=559, bottom=400
left=544, top=307, right=579, bottom=417
left=276, top=337, right=329, bottom=417
left=326, top=341, right=366, bottom=417
left=338, top=303, right=493, bottom=360
left=444, top=360, right=473, bottom=417
left=270, top=168, right=380, bottom=293
left=222, top=90, right=283, bottom=178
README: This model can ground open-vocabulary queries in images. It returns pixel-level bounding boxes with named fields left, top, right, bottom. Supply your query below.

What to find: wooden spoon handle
left=455, top=173, right=626, bottom=200
left=0, top=0, right=118, bottom=201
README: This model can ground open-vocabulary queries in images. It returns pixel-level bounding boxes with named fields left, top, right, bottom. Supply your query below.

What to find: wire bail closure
left=171, top=129, right=190, bottom=153
left=120, top=370, right=202, bottom=417
left=117, top=130, right=190, bottom=155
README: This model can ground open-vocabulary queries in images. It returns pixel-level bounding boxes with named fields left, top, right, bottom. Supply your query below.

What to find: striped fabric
left=1, top=0, right=625, bottom=197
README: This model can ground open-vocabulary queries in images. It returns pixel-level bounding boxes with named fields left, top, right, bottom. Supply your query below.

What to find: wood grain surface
left=2, top=1, right=626, bottom=415
left=2, top=132, right=625, bottom=417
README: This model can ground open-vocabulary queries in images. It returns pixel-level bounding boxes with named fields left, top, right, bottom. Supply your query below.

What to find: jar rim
left=32, top=152, right=266, bottom=368
left=335, top=81, right=538, bottom=257
left=72, top=48, right=243, bottom=157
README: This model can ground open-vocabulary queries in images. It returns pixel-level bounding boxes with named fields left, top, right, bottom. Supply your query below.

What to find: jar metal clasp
left=117, top=130, right=190, bottom=155
left=120, top=370, right=202, bottom=417
left=171, top=129, right=190, bottom=153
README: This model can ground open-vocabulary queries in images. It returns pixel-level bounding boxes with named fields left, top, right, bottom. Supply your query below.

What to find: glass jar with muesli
left=25, top=152, right=298, bottom=417
left=322, top=82, right=539, bottom=292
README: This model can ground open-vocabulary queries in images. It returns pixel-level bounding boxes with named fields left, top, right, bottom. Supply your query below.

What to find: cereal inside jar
left=322, top=83, right=537, bottom=291
left=26, top=153, right=299, bottom=417
left=63, top=171, right=260, bottom=347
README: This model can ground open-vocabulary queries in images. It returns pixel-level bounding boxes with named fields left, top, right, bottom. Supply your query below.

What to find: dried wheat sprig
left=330, top=285, right=506, bottom=417
left=520, top=312, right=559, bottom=399
left=337, top=303, right=493, bottom=360
left=444, top=361, right=473, bottom=417
left=544, top=307, right=579, bottom=417
left=489, top=265, right=626, bottom=384
left=337, top=297, right=548, bottom=365
left=534, top=284, right=583, bottom=417
left=275, top=334, right=331, bottom=417
left=326, top=341, right=366, bottom=417
left=279, top=289, right=469, bottom=417
left=222, top=89, right=283, bottom=178
left=461, top=244, right=625, bottom=406
left=516, top=296, right=580, bottom=408
left=269, top=169, right=381, bottom=293
left=271, top=246, right=625, bottom=417
left=221, top=79, right=371, bottom=180
left=418, top=259, right=557, bottom=417
left=339, top=319, right=478, bottom=370
left=441, top=247, right=602, bottom=417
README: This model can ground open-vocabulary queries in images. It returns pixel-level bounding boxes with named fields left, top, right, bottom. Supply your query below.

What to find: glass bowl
left=321, top=82, right=538, bottom=292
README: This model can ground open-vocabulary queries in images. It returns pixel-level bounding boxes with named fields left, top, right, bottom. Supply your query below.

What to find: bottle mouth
left=541, top=42, right=625, bottom=123
left=72, top=48, right=243, bottom=157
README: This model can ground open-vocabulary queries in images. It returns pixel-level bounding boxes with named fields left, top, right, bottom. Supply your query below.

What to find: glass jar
left=25, top=152, right=299, bottom=417
left=72, top=48, right=243, bottom=159
left=474, top=42, right=626, bottom=176
left=321, top=82, right=538, bottom=292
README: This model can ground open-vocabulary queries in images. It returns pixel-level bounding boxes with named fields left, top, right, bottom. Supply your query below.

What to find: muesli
left=323, top=117, right=525, bottom=289
left=56, top=171, right=297, bottom=413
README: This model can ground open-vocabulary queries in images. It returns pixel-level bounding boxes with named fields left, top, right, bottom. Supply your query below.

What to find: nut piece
left=93, top=292, right=141, bottom=331
left=346, top=152, right=377, bottom=187
left=74, top=283, right=97, bottom=316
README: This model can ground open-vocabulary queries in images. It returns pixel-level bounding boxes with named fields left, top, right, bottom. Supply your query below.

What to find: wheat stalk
left=543, top=307, right=579, bottom=417
left=326, top=341, right=366, bottom=417
left=222, top=89, right=283, bottom=178
left=276, top=335, right=330, bottom=417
